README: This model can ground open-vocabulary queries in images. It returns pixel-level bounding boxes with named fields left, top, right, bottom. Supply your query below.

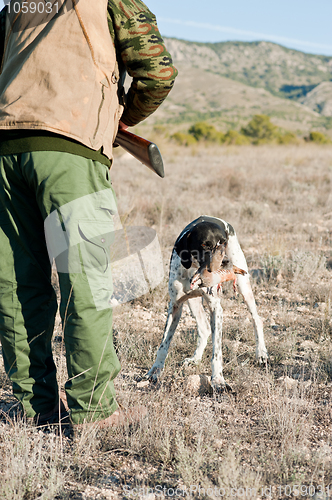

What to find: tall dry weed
left=0, top=422, right=66, bottom=499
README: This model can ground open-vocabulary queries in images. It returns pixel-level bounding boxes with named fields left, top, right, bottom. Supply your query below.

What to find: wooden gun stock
left=114, top=129, right=165, bottom=178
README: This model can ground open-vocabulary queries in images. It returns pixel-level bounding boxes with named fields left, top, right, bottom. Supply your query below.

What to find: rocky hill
left=301, top=82, right=332, bottom=116
left=136, top=39, right=332, bottom=136
left=165, top=38, right=332, bottom=101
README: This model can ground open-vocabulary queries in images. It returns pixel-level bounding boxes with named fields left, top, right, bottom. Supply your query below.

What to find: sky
left=0, top=0, right=331, bottom=56
left=147, top=0, right=332, bottom=57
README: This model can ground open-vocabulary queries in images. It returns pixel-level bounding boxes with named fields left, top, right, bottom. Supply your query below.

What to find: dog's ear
left=174, top=233, right=192, bottom=269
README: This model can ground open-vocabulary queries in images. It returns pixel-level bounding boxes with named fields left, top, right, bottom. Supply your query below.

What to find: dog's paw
left=182, top=356, right=200, bottom=367
left=144, top=366, right=162, bottom=383
left=211, top=377, right=233, bottom=394
left=256, top=348, right=268, bottom=364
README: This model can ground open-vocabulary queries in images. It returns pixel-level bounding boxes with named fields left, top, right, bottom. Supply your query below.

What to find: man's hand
left=118, top=120, right=128, bottom=131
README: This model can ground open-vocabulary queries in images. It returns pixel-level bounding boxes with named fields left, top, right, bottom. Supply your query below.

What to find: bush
left=308, top=131, right=331, bottom=144
left=172, top=117, right=304, bottom=147
left=223, top=130, right=250, bottom=145
left=241, top=114, right=279, bottom=144
left=188, top=122, right=225, bottom=143
left=278, top=132, right=300, bottom=145
left=171, top=132, right=197, bottom=146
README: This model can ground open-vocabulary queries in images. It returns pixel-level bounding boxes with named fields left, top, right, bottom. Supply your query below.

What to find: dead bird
left=191, top=262, right=247, bottom=292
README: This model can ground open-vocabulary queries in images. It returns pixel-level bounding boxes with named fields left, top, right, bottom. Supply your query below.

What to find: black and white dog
left=146, top=216, right=268, bottom=391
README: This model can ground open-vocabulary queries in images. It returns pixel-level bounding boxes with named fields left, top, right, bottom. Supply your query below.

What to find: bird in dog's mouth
left=190, top=242, right=247, bottom=292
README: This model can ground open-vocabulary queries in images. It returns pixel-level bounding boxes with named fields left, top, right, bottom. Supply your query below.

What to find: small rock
left=137, top=380, right=150, bottom=389
left=213, top=438, right=223, bottom=449
left=278, top=376, right=297, bottom=389
left=185, top=374, right=213, bottom=396
left=297, top=306, right=310, bottom=313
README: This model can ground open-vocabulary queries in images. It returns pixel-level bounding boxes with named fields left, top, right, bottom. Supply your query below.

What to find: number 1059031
left=7, top=1, right=59, bottom=15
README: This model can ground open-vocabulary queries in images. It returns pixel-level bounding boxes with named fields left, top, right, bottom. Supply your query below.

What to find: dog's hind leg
left=183, top=296, right=211, bottom=365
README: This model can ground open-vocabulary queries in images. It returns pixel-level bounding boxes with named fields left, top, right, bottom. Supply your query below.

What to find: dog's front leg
left=145, top=300, right=183, bottom=382
left=183, top=296, right=211, bottom=366
left=226, top=234, right=268, bottom=363
left=208, top=295, right=230, bottom=391
left=236, top=274, right=268, bottom=363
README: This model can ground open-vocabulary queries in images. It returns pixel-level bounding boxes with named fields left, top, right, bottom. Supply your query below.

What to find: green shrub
left=171, top=132, right=197, bottom=146
left=188, top=122, right=225, bottom=143
left=223, top=130, right=250, bottom=145
left=277, top=132, right=300, bottom=145
left=308, top=131, right=332, bottom=144
left=241, top=114, right=279, bottom=144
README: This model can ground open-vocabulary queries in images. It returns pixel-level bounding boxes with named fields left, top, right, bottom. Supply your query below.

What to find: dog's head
left=175, top=221, right=228, bottom=270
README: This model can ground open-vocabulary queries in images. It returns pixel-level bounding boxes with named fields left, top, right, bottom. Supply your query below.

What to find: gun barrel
left=114, top=129, right=165, bottom=178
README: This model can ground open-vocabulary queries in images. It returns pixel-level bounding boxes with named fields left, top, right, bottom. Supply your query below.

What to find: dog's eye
left=202, top=241, right=213, bottom=249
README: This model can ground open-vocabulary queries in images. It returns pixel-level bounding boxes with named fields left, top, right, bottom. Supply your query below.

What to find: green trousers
left=0, top=151, right=121, bottom=424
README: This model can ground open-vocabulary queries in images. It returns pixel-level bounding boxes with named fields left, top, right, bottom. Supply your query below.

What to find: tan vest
left=0, top=0, right=123, bottom=160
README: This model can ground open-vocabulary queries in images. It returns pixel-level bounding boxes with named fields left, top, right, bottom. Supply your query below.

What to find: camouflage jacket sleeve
left=107, top=0, right=178, bottom=127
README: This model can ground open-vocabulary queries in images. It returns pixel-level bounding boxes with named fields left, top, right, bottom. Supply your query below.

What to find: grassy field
left=1, top=143, right=332, bottom=499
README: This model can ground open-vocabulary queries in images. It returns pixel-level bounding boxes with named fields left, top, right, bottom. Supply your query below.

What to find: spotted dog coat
left=146, top=216, right=268, bottom=391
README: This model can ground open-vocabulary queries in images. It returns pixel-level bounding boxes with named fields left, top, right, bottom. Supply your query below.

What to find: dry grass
left=1, top=143, right=332, bottom=499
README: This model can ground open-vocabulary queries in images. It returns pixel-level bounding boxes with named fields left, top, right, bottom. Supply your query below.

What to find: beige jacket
left=0, top=0, right=123, bottom=159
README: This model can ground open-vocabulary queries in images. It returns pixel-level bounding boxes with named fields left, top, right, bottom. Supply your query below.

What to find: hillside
left=136, top=39, right=332, bottom=135
left=165, top=38, right=332, bottom=100
left=139, top=66, right=320, bottom=134
left=301, top=81, right=332, bottom=116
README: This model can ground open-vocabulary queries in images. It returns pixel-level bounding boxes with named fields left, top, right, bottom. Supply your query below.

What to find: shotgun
left=114, top=128, right=165, bottom=178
